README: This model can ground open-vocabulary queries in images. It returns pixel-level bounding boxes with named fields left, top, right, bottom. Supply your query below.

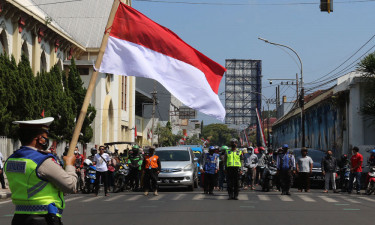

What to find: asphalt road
left=1, top=187, right=375, bottom=225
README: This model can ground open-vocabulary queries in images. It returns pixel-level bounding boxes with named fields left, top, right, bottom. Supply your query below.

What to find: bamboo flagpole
left=67, top=0, right=121, bottom=156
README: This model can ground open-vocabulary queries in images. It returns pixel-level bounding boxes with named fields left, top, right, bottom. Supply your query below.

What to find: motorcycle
left=339, top=165, right=351, bottom=192
left=262, top=163, right=277, bottom=192
left=366, top=166, right=375, bottom=195
left=114, top=162, right=130, bottom=192
left=82, top=159, right=96, bottom=194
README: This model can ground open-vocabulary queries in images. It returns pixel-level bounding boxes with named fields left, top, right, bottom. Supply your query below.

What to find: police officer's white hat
left=13, top=117, right=54, bottom=132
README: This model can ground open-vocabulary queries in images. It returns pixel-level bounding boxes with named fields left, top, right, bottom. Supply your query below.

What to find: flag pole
left=67, top=0, right=121, bottom=156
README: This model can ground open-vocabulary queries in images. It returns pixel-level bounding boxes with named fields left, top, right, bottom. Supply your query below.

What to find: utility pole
left=150, top=81, right=157, bottom=146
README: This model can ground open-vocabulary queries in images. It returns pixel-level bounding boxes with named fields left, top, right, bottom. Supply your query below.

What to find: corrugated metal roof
left=31, top=0, right=113, bottom=48
left=272, top=88, right=334, bottom=127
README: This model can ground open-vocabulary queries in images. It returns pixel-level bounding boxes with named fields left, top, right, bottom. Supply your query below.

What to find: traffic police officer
left=142, top=146, right=161, bottom=196
left=200, top=146, right=219, bottom=195
left=4, top=117, right=77, bottom=225
left=224, top=138, right=243, bottom=200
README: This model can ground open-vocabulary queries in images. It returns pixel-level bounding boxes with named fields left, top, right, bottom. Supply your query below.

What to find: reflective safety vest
left=204, top=153, right=218, bottom=174
left=144, top=155, right=159, bottom=169
left=4, top=146, right=65, bottom=217
left=226, top=150, right=241, bottom=167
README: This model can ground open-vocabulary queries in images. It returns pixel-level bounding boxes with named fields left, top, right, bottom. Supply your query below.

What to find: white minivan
left=155, top=146, right=199, bottom=191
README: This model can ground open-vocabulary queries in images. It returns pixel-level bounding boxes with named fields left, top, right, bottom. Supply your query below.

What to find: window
left=121, top=76, right=127, bottom=111
left=21, top=41, right=29, bottom=59
left=77, top=67, right=89, bottom=75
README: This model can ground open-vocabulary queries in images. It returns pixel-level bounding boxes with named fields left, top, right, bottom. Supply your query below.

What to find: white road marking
left=104, top=195, right=126, bottom=202
left=338, top=196, right=360, bottom=204
left=172, top=194, right=186, bottom=200
left=149, top=194, right=164, bottom=201
left=279, top=195, right=294, bottom=202
left=82, top=196, right=103, bottom=202
left=358, top=196, right=375, bottom=203
left=298, top=195, right=316, bottom=202
left=65, top=196, right=84, bottom=202
left=238, top=194, right=249, bottom=201
left=318, top=196, right=338, bottom=203
left=193, top=194, right=205, bottom=200
left=127, top=195, right=143, bottom=201
left=0, top=200, right=12, bottom=205
left=258, top=195, right=271, bottom=201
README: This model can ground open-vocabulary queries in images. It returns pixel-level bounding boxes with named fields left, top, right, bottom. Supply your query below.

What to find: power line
left=305, top=34, right=375, bottom=86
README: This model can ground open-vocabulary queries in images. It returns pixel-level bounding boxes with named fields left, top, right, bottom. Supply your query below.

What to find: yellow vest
left=226, top=150, right=241, bottom=167
left=5, top=147, right=65, bottom=217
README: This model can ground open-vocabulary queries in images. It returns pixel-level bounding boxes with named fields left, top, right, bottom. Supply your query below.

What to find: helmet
left=84, top=159, right=93, bottom=166
left=132, top=145, right=140, bottom=150
left=209, top=146, right=216, bottom=151
left=230, top=138, right=238, bottom=144
left=370, top=149, right=375, bottom=154
left=341, top=154, right=348, bottom=160
left=259, top=146, right=265, bottom=151
left=214, top=145, right=219, bottom=150
left=282, top=144, right=289, bottom=149
left=91, top=147, right=97, bottom=155
left=221, top=146, right=229, bottom=151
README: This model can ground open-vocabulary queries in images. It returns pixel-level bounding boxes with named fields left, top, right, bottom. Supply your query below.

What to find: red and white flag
left=99, top=3, right=226, bottom=121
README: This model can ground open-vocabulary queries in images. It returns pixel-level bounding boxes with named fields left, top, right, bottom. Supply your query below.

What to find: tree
left=64, top=58, right=96, bottom=143
left=201, top=123, right=237, bottom=146
left=358, top=51, right=375, bottom=121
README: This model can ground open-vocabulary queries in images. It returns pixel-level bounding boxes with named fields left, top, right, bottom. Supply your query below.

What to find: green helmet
left=221, top=145, right=229, bottom=151
left=132, top=145, right=140, bottom=150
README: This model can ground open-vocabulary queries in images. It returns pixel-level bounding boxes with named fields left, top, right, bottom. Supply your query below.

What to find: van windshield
left=156, top=150, right=190, bottom=161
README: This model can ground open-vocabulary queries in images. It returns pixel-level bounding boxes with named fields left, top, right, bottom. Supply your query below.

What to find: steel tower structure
left=225, top=59, right=262, bottom=145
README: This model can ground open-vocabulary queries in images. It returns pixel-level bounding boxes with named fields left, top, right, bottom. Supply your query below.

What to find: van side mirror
left=194, top=157, right=199, bottom=162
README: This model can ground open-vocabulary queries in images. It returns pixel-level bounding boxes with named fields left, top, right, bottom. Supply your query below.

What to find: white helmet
left=84, top=159, right=93, bottom=166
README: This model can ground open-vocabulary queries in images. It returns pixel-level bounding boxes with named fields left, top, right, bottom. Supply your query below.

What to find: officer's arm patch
left=6, top=161, right=27, bottom=173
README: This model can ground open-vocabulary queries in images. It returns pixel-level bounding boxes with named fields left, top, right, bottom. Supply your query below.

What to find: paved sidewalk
left=0, top=187, right=11, bottom=200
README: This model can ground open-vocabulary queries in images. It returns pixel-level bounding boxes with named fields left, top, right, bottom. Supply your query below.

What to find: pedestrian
left=93, top=146, right=110, bottom=197
left=225, top=138, right=243, bottom=200
left=243, top=147, right=258, bottom=190
left=127, top=145, right=143, bottom=191
left=107, top=153, right=117, bottom=192
left=218, top=146, right=228, bottom=191
left=321, top=150, right=338, bottom=193
left=348, top=146, right=363, bottom=194
left=87, top=147, right=97, bottom=162
left=296, top=148, right=313, bottom=192
left=142, top=146, right=161, bottom=196
left=0, top=151, right=6, bottom=189
left=4, top=117, right=77, bottom=225
left=276, top=144, right=295, bottom=195
left=201, top=146, right=219, bottom=195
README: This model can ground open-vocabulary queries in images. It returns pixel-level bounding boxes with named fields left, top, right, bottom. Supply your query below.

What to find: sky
left=131, top=0, right=375, bottom=124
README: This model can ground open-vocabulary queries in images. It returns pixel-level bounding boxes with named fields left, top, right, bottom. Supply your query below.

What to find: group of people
left=200, top=139, right=369, bottom=199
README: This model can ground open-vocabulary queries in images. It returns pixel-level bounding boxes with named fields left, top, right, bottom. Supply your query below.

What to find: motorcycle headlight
left=183, top=164, right=193, bottom=171
left=120, top=166, right=123, bottom=169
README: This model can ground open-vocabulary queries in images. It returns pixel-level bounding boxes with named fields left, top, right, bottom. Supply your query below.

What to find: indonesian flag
left=99, top=3, right=226, bottom=121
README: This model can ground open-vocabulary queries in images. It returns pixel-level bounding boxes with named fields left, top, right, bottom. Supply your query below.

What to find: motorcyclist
left=368, top=149, right=375, bottom=166
left=74, top=146, right=85, bottom=191
left=88, top=147, right=97, bottom=162
left=338, top=154, right=350, bottom=192
left=127, top=145, right=143, bottom=191
left=256, top=146, right=266, bottom=185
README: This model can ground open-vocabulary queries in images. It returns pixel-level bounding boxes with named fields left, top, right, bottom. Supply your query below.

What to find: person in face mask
left=4, top=117, right=77, bottom=225
left=321, top=150, right=338, bottom=193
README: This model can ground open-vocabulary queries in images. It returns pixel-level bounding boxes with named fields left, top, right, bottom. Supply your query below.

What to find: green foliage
left=201, top=123, right=237, bottom=146
left=0, top=55, right=96, bottom=143
left=184, top=134, right=200, bottom=145
left=358, top=52, right=375, bottom=121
